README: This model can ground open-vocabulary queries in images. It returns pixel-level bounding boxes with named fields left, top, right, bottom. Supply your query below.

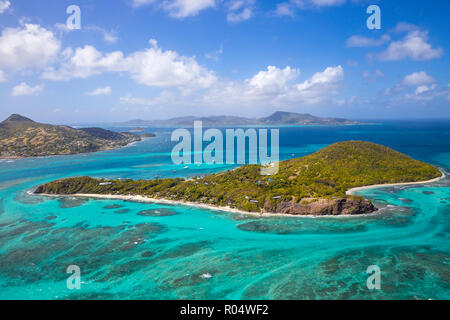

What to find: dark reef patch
left=423, top=191, right=435, bottom=195
left=114, top=209, right=130, bottom=214
left=103, top=204, right=124, bottom=210
left=236, top=220, right=367, bottom=235
left=137, top=208, right=178, bottom=217
left=158, top=241, right=212, bottom=260
left=58, top=197, right=89, bottom=208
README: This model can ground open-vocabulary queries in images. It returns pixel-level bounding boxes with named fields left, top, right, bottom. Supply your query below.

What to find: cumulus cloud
left=11, top=82, right=44, bottom=96
left=42, top=39, right=217, bottom=90
left=120, top=64, right=345, bottom=112
left=85, top=86, right=112, bottom=96
left=0, top=0, right=10, bottom=14
left=202, top=65, right=344, bottom=107
left=383, top=71, right=449, bottom=105
left=402, top=71, right=435, bottom=86
left=378, top=30, right=443, bottom=61
left=249, top=66, right=299, bottom=91
left=0, top=23, right=61, bottom=72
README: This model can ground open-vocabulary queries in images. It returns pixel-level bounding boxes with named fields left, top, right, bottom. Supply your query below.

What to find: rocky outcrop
left=267, top=198, right=377, bottom=216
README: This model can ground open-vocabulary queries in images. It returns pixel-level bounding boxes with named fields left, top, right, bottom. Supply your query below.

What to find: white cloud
left=85, top=26, right=118, bottom=44
left=132, top=0, right=216, bottom=18
left=226, top=0, right=254, bottom=22
left=291, top=65, right=344, bottom=104
left=42, top=39, right=217, bottom=90
left=11, top=82, right=44, bottom=96
left=204, top=45, right=223, bottom=61
left=42, top=46, right=126, bottom=80
left=86, top=86, right=112, bottom=96
left=202, top=65, right=344, bottom=107
left=415, top=84, right=436, bottom=95
left=275, top=3, right=295, bottom=16
left=227, top=7, right=252, bottom=22
left=402, top=71, right=435, bottom=86
left=0, top=0, right=10, bottom=14
left=346, top=34, right=390, bottom=47
left=55, top=23, right=118, bottom=44
left=0, top=24, right=61, bottom=71
left=120, top=65, right=346, bottom=113
left=249, top=66, right=300, bottom=91
left=392, top=22, right=420, bottom=34
left=383, top=71, right=449, bottom=105
left=164, top=0, right=216, bottom=18
left=378, top=30, right=443, bottom=61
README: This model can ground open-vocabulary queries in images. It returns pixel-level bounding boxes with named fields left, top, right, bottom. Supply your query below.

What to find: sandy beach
left=346, top=170, right=446, bottom=195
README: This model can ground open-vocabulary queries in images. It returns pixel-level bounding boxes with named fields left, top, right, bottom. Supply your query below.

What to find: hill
left=34, top=141, right=441, bottom=216
left=0, top=114, right=144, bottom=158
left=119, top=111, right=363, bottom=127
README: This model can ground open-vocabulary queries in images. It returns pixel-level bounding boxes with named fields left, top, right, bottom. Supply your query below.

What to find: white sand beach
left=346, top=170, right=446, bottom=195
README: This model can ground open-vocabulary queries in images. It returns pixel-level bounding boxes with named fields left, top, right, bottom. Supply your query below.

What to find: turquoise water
left=0, top=121, right=449, bottom=300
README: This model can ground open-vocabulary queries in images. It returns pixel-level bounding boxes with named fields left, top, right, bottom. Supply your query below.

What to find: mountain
left=0, top=114, right=143, bottom=158
left=118, top=111, right=363, bottom=126
left=35, top=141, right=441, bottom=216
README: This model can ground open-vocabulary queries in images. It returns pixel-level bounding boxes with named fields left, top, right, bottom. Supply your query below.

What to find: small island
left=0, top=114, right=155, bottom=159
left=34, top=141, right=442, bottom=216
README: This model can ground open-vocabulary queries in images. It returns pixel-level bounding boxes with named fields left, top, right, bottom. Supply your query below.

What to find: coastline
left=0, top=137, right=148, bottom=161
left=345, top=170, right=446, bottom=195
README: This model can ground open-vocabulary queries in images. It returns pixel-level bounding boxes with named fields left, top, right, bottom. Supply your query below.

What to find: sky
left=0, top=0, right=449, bottom=124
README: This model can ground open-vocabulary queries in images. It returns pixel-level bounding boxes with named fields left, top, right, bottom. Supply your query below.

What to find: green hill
left=0, top=114, right=143, bottom=158
left=35, top=141, right=441, bottom=216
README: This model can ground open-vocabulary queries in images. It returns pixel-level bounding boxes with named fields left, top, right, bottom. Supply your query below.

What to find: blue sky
left=0, top=0, right=449, bottom=124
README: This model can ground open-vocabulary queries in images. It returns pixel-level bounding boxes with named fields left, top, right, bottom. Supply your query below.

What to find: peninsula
left=0, top=114, right=151, bottom=158
left=34, top=141, right=441, bottom=216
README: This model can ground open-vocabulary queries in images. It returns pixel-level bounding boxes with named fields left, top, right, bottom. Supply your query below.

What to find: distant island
left=119, top=111, right=365, bottom=127
left=0, top=114, right=153, bottom=159
left=34, top=141, right=441, bottom=216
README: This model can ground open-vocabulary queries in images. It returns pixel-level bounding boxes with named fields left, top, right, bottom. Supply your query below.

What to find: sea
left=0, top=120, right=449, bottom=299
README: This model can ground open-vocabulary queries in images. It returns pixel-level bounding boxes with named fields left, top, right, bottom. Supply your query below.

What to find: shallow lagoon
left=0, top=121, right=449, bottom=299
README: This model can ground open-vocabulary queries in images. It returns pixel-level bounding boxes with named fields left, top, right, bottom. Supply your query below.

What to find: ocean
left=0, top=120, right=449, bottom=299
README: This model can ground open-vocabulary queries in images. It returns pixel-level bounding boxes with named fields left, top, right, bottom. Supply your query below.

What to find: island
left=119, top=111, right=365, bottom=127
left=0, top=114, right=154, bottom=159
left=34, top=141, right=442, bottom=216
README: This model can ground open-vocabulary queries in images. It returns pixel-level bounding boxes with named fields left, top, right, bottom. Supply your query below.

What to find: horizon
left=3, top=111, right=450, bottom=126
left=0, top=0, right=448, bottom=123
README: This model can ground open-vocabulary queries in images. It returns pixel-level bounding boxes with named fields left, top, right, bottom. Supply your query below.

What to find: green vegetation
left=0, top=114, right=150, bottom=158
left=35, top=141, right=441, bottom=215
